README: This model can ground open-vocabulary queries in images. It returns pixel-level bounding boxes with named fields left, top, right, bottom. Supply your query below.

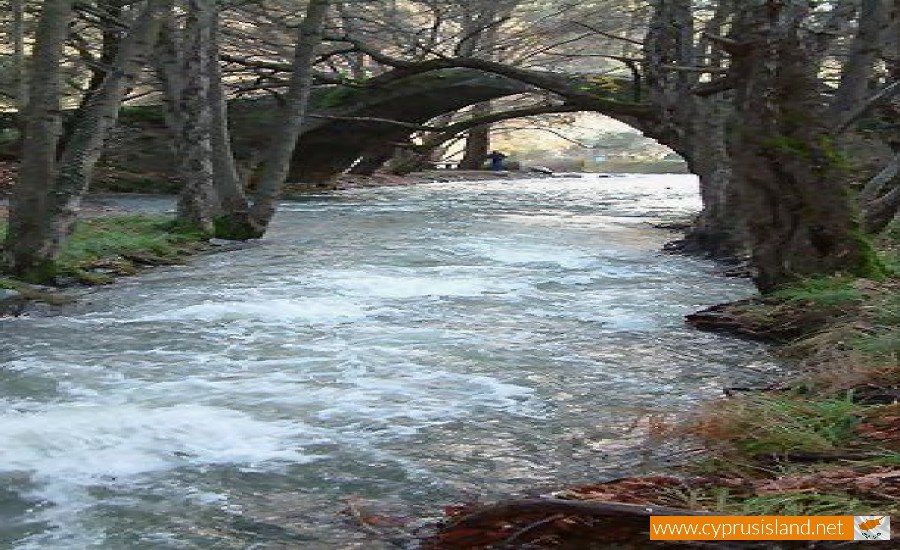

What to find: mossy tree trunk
left=727, top=1, right=883, bottom=292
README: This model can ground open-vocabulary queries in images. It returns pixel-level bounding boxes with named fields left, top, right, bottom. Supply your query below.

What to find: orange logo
left=858, top=517, right=884, bottom=531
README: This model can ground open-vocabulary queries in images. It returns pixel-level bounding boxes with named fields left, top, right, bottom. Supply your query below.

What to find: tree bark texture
left=727, top=1, right=882, bottom=292
left=173, top=0, right=217, bottom=233
left=3, top=0, right=75, bottom=279
left=248, top=0, right=331, bottom=232
left=49, top=0, right=166, bottom=245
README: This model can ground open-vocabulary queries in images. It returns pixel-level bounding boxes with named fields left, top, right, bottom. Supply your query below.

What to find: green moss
left=772, top=276, right=862, bottom=306
left=760, top=134, right=850, bottom=172
left=314, top=86, right=365, bottom=109
left=851, top=230, right=890, bottom=279
left=213, top=214, right=264, bottom=240
left=761, top=135, right=811, bottom=158
left=118, top=105, right=166, bottom=125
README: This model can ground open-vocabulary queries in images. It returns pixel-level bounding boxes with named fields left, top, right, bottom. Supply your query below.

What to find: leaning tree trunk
left=45, top=0, right=166, bottom=260
left=3, top=0, right=75, bottom=280
left=727, top=1, right=883, bottom=293
left=207, top=9, right=255, bottom=238
left=247, top=0, right=331, bottom=234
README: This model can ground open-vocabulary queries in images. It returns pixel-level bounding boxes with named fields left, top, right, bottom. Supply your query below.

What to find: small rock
left=0, top=288, right=27, bottom=317
left=528, top=166, right=554, bottom=175
left=209, top=238, right=238, bottom=246
left=52, top=276, right=79, bottom=287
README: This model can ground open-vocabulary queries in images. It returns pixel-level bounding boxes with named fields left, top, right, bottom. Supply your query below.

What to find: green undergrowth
left=668, top=222, right=900, bottom=520
left=691, top=393, right=863, bottom=456
left=1, top=215, right=207, bottom=285
left=673, top=266, right=900, bottom=518
left=771, top=277, right=862, bottom=307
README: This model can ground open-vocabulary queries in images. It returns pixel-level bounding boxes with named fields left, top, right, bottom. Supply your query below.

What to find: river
left=0, top=175, right=776, bottom=549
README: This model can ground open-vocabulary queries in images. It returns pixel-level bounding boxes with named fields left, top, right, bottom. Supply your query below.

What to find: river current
left=1, top=175, right=776, bottom=548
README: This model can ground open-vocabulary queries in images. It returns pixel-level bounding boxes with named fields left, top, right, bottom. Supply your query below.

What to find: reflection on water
left=0, top=175, right=775, bottom=548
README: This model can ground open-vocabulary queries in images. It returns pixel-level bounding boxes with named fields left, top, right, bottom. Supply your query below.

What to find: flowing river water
left=1, top=175, right=777, bottom=549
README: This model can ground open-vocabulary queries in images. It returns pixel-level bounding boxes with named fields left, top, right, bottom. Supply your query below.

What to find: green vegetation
left=118, top=105, right=167, bottom=125
left=731, top=493, right=871, bottom=516
left=693, top=394, right=862, bottom=456
left=1, top=215, right=207, bottom=285
left=666, top=223, right=900, bottom=520
left=771, top=276, right=861, bottom=307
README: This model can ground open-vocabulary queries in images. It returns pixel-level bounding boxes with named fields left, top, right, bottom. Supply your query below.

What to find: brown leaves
left=753, top=468, right=900, bottom=502
left=856, top=404, right=900, bottom=446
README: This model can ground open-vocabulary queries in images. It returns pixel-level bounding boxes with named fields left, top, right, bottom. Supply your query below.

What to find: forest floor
left=418, top=227, right=900, bottom=548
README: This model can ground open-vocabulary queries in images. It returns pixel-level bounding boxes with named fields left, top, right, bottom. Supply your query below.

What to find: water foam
left=0, top=404, right=315, bottom=483
left=134, top=297, right=368, bottom=323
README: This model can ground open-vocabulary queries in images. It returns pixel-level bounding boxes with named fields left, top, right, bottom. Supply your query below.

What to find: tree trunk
left=680, top=100, right=744, bottom=259
left=10, top=0, right=28, bottom=112
left=60, top=1, right=126, bottom=156
left=173, top=0, right=217, bottom=233
left=208, top=9, right=255, bottom=239
left=37, top=0, right=165, bottom=278
left=643, top=0, right=745, bottom=259
left=3, top=0, right=75, bottom=280
left=825, top=0, right=890, bottom=121
left=727, top=1, right=883, bottom=292
left=247, top=0, right=331, bottom=232
left=458, top=103, right=492, bottom=170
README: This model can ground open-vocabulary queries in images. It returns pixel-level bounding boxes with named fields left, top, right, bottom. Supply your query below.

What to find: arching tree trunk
left=643, top=0, right=745, bottom=260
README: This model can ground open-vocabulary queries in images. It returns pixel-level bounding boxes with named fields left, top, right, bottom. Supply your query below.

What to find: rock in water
left=0, top=289, right=26, bottom=317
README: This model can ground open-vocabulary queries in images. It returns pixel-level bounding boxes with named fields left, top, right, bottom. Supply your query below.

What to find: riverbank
left=0, top=168, right=546, bottom=313
left=0, top=214, right=210, bottom=315
left=421, top=228, right=900, bottom=547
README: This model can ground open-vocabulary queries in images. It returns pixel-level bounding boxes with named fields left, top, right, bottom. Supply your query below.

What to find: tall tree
left=721, top=0, right=884, bottom=291
left=5, top=0, right=167, bottom=281
left=242, top=0, right=332, bottom=234
left=4, top=0, right=75, bottom=280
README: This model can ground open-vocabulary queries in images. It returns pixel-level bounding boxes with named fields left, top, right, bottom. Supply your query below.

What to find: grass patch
left=1, top=215, right=207, bottom=285
left=688, top=394, right=863, bottom=456
left=771, top=276, right=862, bottom=307
left=731, top=492, right=870, bottom=516
left=851, top=328, right=900, bottom=357
left=59, top=215, right=206, bottom=279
